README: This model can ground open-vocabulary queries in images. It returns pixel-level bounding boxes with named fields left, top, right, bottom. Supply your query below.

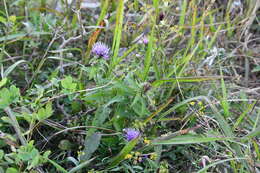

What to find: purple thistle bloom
left=91, top=42, right=110, bottom=60
left=142, top=36, right=149, bottom=44
left=123, top=128, right=140, bottom=141
left=138, top=36, right=149, bottom=45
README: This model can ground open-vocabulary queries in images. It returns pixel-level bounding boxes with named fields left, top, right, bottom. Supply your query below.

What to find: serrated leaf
left=36, top=102, right=53, bottom=121
left=0, top=86, right=20, bottom=109
left=61, top=76, right=77, bottom=90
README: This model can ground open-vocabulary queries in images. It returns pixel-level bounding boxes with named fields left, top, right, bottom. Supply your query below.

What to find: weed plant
left=0, top=0, right=259, bottom=172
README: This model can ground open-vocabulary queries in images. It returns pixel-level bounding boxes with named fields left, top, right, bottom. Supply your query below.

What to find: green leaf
left=0, top=85, right=20, bottom=109
left=36, top=102, right=53, bottom=121
left=109, top=137, right=139, bottom=168
left=0, top=32, right=51, bottom=42
left=0, top=78, right=7, bottom=88
left=0, top=150, right=4, bottom=160
left=3, top=60, right=26, bottom=78
left=110, top=0, right=125, bottom=68
left=220, top=68, right=230, bottom=117
left=69, top=157, right=96, bottom=173
left=58, top=140, right=74, bottom=150
left=0, top=16, right=6, bottom=24
left=45, top=158, right=68, bottom=173
left=27, top=153, right=40, bottom=170
left=152, top=134, right=229, bottom=145
left=91, top=107, right=111, bottom=132
left=0, top=166, right=4, bottom=173
left=152, top=76, right=223, bottom=87
left=80, top=133, right=101, bottom=161
left=197, top=158, right=246, bottom=173
left=61, top=76, right=77, bottom=90
left=242, top=126, right=260, bottom=141
left=252, top=66, right=260, bottom=72
left=6, top=168, right=19, bottom=173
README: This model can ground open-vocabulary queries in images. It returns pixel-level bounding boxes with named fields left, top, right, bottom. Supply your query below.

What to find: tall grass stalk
left=109, top=0, right=125, bottom=75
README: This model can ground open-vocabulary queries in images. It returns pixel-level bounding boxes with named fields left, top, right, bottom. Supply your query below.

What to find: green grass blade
left=46, top=158, right=69, bottom=173
left=220, top=67, right=230, bottom=118
left=159, top=96, right=247, bottom=168
left=233, top=101, right=256, bottom=130
left=152, top=76, right=224, bottom=87
left=242, top=126, right=260, bottom=140
left=3, top=60, right=26, bottom=78
left=152, top=134, right=230, bottom=145
left=0, top=32, right=50, bottom=43
left=197, top=158, right=246, bottom=173
left=179, top=0, right=188, bottom=32
left=68, top=157, right=96, bottom=173
left=109, top=137, right=139, bottom=168
left=110, top=0, right=125, bottom=71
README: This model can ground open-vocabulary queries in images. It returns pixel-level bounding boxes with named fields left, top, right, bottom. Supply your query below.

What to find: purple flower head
left=138, top=36, right=149, bottom=45
left=91, top=42, right=110, bottom=59
left=123, top=128, right=140, bottom=141
left=142, top=36, right=149, bottom=44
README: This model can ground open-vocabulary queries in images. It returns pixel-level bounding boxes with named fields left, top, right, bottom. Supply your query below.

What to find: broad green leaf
left=87, top=106, right=111, bottom=136
left=36, top=102, right=53, bottom=121
left=80, top=133, right=101, bottom=161
left=0, top=85, right=20, bottom=109
left=6, top=168, right=18, bottom=173
left=27, top=153, right=40, bottom=170
left=92, top=107, right=111, bottom=128
left=61, top=76, right=77, bottom=90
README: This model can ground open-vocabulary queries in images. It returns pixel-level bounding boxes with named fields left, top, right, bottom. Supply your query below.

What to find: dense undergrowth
left=0, top=0, right=259, bottom=172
